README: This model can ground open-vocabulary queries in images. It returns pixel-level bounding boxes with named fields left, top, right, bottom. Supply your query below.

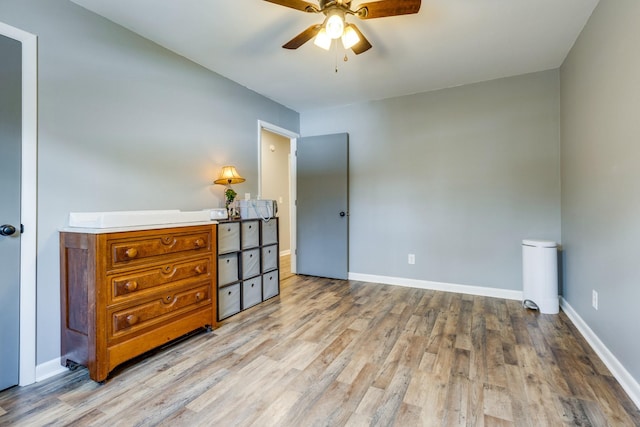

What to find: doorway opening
left=0, top=22, right=38, bottom=386
left=257, top=121, right=298, bottom=274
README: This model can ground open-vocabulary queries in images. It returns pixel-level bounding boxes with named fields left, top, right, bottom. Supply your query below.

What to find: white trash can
left=522, top=239, right=559, bottom=314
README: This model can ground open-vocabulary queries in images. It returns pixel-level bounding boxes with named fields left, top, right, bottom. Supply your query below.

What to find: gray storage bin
left=241, top=220, right=260, bottom=249
left=218, top=283, right=240, bottom=320
left=242, top=277, right=262, bottom=309
left=261, top=219, right=277, bottom=246
left=262, top=244, right=278, bottom=273
left=242, top=248, right=260, bottom=279
left=218, top=222, right=240, bottom=254
left=263, top=270, right=279, bottom=300
left=218, top=253, right=238, bottom=286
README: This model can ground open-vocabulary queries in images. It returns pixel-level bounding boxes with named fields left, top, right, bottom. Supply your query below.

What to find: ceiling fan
left=264, top=0, right=421, bottom=55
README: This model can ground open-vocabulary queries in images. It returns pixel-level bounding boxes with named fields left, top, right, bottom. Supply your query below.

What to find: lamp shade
left=314, top=28, right=332, bottom=50
left=341, top=24, right=360, bottom=49
left=214, top=165, right=246, bottom=185
left=325, top=13, right=344, bottom=39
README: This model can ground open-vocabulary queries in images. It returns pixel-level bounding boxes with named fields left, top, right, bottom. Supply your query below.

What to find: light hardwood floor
left=1, top=263, right=639, bottom=426
left=279, top=253, right=294, bottom=281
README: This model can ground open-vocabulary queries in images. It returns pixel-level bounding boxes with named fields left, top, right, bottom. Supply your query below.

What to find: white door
left=0, top=34, right=22, bottom=391
left=296, top=133, right=349, bottom=280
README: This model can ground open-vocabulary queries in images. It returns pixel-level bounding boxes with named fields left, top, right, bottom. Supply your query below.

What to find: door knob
left=339, top=211, right=346, bottom=217
left=0, top=224, right=16, bottom=236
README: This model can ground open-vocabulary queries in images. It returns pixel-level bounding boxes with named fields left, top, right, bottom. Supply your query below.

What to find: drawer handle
left=164, top=295, right=173, bottom=303
left=228, top=290, right=232, bottom=295
left=195, top=292, right=202, bottom=301
left=124, top=247, right=138, bottom=258
left=161, top=236, right=174, bottom=245
left=195, top=265, right=205, bottom=274
left=163, top=265, right=172, bottom=273
left=194, top=238, right=205, bottom=248
left=251, top=283, right=255, bottom=288
left=126, top=314, right=139, bottom=326
left=124, top=281, right=138, bottom=292
left=226, top=259, right=230, bottom=264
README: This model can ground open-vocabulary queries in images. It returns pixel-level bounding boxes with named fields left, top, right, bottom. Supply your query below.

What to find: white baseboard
left=35, top=358, right=68, bottom=382
left=347, top=272, right=523, bottom=301
left=560, top=298, right=640, bottom=409
left=280, top=249, right=291, bottom=257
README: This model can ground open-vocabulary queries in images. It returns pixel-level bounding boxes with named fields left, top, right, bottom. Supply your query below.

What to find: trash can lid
left=522, top=239, right=557, bottom=248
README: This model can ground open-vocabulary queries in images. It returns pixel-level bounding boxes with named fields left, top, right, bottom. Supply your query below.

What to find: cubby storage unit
left=59, top=223, right=217, bottom=382
left=216, top=218, right=279, bottom=320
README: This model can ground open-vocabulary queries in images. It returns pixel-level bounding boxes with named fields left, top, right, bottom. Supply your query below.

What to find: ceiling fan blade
left=263, top=0, right=320, bottom=13
left=356, top=0, right=421, bottom=19
left=283, top=24, right=323, bottom=49
left=349, top=24, right=372, bottom=55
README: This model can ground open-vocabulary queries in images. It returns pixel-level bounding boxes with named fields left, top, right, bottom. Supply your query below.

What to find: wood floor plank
left=485, top=328, right=508, bottom=388
left=392, top=402, right=423, bottom=427
left=1, top=272, right=638, bottom=426
left=482, top=383, right=514, bottom=422
left=418, top=371, right=451, bottom=425
left=504, top=363, right=533, bottom=426
left=441, top=368, right=470, bottom=426
left=516, top=343, right=564, bottom=426
left=369, top=365, right=413, bottom=426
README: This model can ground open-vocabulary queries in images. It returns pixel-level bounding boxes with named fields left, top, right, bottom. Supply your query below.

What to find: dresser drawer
left=242, top=277, right=262, bottom=309
left=218, top=253, right=239, bottom=286
left=263, top=270, right=279, bottom=300
left=218, top=222, right=240, bottom=254
left=242, top=248, right=260, bottom=279
left=218, top=283, right=240, bottom=320
left=109, top=283, right=211, bottom=339
left=241, top=220, right=259, bottom=249
left=261, top=219, right=277, bottom=246
left=110, top=257, right=211, bottom=303
left=109, top=230, right=211, bottom=269
left=262, top=244, right=278, bottom=273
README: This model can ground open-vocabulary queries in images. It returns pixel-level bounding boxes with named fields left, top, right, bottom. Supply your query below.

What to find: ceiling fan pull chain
left=334, top=39, right=339, bottom=73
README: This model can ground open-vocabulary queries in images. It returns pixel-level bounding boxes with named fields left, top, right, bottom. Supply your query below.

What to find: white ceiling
left=70, top=0, right=599, bottom=112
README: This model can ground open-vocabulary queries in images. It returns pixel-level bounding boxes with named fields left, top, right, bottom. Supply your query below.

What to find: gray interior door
left=297, top=133, right=348, bottom=279
left=0, top=34, right=22, bottom=391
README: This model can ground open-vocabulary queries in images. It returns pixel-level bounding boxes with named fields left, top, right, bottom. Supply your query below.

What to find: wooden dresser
left=59, top=223, right=217, bottom=382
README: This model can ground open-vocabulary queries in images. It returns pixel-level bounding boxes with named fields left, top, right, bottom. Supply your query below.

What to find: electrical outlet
left=592, top=290, right=598, bottom=310
left=408, top=254, right=415, bottom=265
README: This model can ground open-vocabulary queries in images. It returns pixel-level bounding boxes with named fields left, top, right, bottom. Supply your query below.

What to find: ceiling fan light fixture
left=325, top=13, right=344, bottom=39
left=313, top=28, right=332, bottom=50
left=341, top=24, right=360, bottom=49
left=267, top=0, right=422, bottom=55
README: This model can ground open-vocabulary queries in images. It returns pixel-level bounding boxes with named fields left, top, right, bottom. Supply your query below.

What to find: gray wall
left=0, top=0, right=299, bottom=365
left=561, top=0, right=640, bottom=383
left=301, top=70, right=561, bottom=291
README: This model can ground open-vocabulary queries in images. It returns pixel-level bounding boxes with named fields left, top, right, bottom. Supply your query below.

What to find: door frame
left=0, top=22, right=37, bottom=386
left=257, top=120, right=299, bottom=273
